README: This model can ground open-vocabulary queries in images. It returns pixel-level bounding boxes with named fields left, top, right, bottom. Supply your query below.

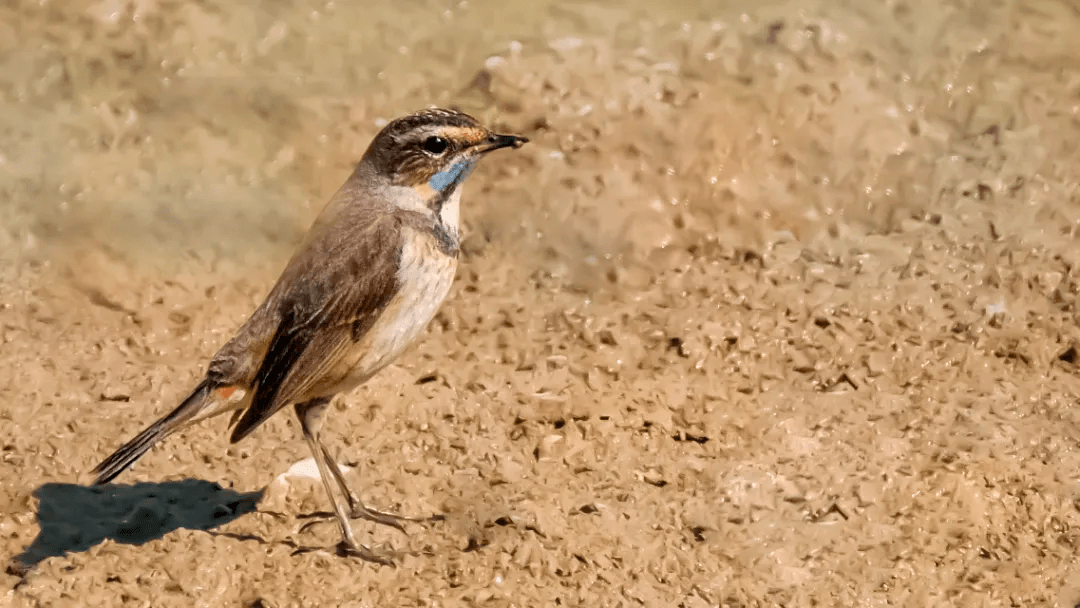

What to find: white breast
left=344, top=227, right=457, bottom=387
left=439, top=187, right=462, bottom=231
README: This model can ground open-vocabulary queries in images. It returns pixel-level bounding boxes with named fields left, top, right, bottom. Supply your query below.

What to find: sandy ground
left=3, top=0, right=1080, bottom=606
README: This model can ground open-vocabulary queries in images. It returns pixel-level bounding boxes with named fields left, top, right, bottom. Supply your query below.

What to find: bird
left=90, top=107, right=529, bottom=564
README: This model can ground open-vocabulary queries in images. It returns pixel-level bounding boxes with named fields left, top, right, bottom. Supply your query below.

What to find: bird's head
left=360, top=108, right=527, bottom=206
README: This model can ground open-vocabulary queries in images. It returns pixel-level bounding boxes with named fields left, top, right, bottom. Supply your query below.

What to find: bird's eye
left=422, top=136, right=449, bottom=155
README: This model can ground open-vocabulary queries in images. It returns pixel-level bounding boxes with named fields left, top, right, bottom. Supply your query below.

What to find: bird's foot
left=336, top=539, right=396, bottom=566
left=346, top=502, right=444, bottom=533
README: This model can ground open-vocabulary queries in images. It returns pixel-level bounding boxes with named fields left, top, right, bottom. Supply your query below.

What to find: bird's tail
left=91, top=380, right=215, bottom=485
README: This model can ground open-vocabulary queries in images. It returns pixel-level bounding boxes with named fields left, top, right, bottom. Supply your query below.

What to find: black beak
left=479, top=133, right=528, bottom=153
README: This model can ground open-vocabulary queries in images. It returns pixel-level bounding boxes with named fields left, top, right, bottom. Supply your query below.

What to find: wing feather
left=229, top=212, right=404, bottom=442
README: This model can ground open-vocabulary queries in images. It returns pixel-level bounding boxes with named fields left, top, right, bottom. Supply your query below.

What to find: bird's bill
left=477, top=133, right=529, bottom=153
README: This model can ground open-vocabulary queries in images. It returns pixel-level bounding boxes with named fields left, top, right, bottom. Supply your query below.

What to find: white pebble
left=985, top=299, right=1007, bottom=316
left=276, top=458, right=351, bottom=484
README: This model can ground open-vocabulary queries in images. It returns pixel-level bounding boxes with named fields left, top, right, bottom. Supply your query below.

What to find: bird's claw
left=336, top=540, right=396, bottom=566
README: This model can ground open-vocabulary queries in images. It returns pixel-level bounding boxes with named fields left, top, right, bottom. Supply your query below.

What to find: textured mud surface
left=3, top=0, right=1080, bottom=606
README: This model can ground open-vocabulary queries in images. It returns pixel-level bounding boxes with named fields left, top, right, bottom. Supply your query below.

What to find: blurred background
left=3, top=0, right=1080, bottom=606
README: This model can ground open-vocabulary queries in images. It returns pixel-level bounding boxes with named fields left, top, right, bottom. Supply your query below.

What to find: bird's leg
left=294, top=398, right=393, bottom=566
left=318, top=442, right=429, bottom=533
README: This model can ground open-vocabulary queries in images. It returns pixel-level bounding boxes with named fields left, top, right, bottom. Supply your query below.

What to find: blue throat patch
left=429, top=158, right=476, bottom=192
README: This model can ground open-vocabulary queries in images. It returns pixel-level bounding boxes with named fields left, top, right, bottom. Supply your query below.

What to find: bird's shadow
left=10, top=480, right=263, bottom=576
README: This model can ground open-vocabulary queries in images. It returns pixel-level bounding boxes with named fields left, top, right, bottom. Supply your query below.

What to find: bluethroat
left=91, top=108, right=528, bottom=564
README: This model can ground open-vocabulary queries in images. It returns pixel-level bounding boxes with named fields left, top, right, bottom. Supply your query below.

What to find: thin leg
left=319, top=443, right=430, bottom=533
left=294, top=398, right=393, bottom=566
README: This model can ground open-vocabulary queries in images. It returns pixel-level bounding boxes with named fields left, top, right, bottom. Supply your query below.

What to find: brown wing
left=228, top=211, right=404, bottom=443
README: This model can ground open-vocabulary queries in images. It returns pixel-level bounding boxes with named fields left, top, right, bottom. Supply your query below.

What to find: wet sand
left=3, top=0, right=1080, bottom=605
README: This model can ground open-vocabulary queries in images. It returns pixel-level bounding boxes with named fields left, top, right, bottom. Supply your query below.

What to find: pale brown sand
left=3, top=0, right=1080, bottom=606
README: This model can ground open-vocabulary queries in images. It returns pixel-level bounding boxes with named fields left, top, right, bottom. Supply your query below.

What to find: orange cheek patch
left=217, top=386, right=238, bottom=399
left=413, top=182, right=438, bottom=201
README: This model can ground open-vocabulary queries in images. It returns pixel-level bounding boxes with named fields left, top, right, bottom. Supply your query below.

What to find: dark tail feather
left=91, top=380, right=213, bottom=485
